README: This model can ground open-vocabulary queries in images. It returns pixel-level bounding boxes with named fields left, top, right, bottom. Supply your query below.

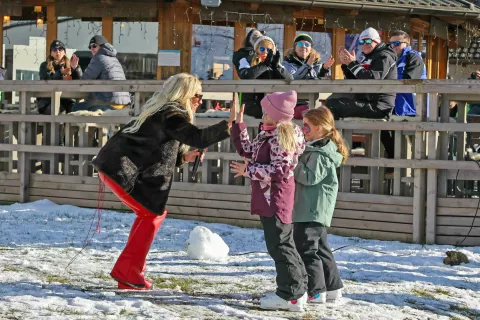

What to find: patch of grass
left=412, top=288, right=436, bottom=299
left=94, top=271, right=111, bottom=281
left=0, top=247, right=14, bottom=251
left=435, top=288, right=451, bottom=296
left=3, top=265, right=20, bottom=272
left=150, top=276, right=202, bottom=293
left=46, top=306, right=83, bottom=315
left=449, top=304, right=480, bottom=320
left=119, top=308, right=136, bottom=316
left=449, top=317, right=462, bottom=320
left=45, top=275, right=70, bottom=284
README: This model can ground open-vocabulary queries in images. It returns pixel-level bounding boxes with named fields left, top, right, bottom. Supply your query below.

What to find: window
left=191, top=25, right=234, bottom=80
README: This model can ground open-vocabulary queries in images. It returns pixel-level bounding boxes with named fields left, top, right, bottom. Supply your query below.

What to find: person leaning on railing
left=282, top=33, right=335, bottom=118
left=232, top=30, right=293, bottom=119
left=37, top=40, right=83, bottom=114
left=71, top=35, right=131, bottom=112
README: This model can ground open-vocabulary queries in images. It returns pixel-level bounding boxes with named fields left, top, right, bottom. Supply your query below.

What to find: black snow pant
left=293, top=222, right=343, bottom=297
left=260, top=215, right=307, bottom=301
left=326, top=96, right=395, bottom=160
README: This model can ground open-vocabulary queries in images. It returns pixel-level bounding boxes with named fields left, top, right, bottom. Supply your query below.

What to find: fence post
left=438, top=95, right=450, bottom=197
left=412, top=89, right=427, bottom=243
left=426, top=93, right=439, bottom=244
left=18, top=91, right=31, bottom=202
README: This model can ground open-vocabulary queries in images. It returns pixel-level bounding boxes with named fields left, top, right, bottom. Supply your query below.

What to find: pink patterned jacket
left=232, top=122, right=305, bottom=223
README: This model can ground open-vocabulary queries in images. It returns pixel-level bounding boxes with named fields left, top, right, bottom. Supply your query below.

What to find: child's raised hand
left=236, top=104, right=245, bottom=123
left=230, top=157, right=248, bottom=178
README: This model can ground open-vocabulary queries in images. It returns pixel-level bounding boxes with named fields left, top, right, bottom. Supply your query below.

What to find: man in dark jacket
left=326, top=27, right=397, bottom=120
left=72, top=35, right=131, bottom=112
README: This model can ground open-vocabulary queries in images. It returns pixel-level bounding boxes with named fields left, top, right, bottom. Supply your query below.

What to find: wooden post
left=426, top=93, right=438, bottom=244
left=412, top=90, right=427, bottom=244
left=438, top=94, right=449, bottom=197
left=426, top=36, right=433, bottom=79
left=46, top=5, right=57, bottom=58
left=0, top=16, right=3, bottom=67
left=284, top=23, right=296, bottom=57
left=438, top=39, right=448, bottom=79
left=157, top=1, right=193, bottom=79
left=454, top=101, right=467, bottom=197
left=49, top=91, right=61, bottom=174
left=370, top=130, right=380, bottom=194
left=332, top=28, right=345, bottom=79
left=233, top=22, right=247, bottom=80
left=19, top=91, right=31, bottom=203
left=102, top=17, right=113, bottom=43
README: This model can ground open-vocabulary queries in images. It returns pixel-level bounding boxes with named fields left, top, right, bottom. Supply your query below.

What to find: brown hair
left=303, top=107, right=349, bottom=163
left=390, top=30, right=410, bottom=45
left=46, top=54, right=70, bottom=74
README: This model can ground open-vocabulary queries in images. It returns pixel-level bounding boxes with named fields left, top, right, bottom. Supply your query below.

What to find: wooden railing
left=0, top=79, right=479, bottom=246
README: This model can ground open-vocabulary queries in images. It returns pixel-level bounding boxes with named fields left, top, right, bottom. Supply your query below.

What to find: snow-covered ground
left=0, top=200, right=479, bottom=320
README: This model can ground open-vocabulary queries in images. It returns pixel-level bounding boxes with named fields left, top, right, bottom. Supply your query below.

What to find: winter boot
left=111, top=211, right=166, bottom=289
left=260, top=292, right=307, bottom=312
left=309, top=292, right=326, bottom=304
left=326, top=288, right=342, bottom=301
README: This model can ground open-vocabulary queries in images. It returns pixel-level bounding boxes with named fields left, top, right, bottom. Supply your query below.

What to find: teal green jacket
left=293, top=139, right=343, bottom=227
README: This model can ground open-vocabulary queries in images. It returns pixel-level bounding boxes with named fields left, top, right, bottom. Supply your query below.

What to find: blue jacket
left=395, top=47, right=427, bottom=116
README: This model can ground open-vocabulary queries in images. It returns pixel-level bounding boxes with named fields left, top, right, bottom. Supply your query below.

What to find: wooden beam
left=438, top=39, right=448, bottom=79
left=293, top=7, right=324, bottom=20
left=233, top=22, right=248, bottom=80
left=382, top=30, right=390, bottom=45
left=426, top=36, right=433, bottom=79
left=0, top=16, right=3, bottom=67
left=46, top=5, right=57, bottom=58
left=332, top=28, right=345, bottom=79
left=157, top=1, right=193, bottom=79
left=284, top=23, right=296, bottom=57
left=102, top=17, right=113, bottom=43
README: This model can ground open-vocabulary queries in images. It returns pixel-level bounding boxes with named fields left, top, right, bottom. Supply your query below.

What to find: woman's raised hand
left=70, top=54, right=79, bottom=69
left=236, top=104, right=245, bottom=124
left=323, top=55, right=335, bottom=69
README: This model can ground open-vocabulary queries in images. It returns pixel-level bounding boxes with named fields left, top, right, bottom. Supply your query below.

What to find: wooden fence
left=0, top=79, right=479, bottom=246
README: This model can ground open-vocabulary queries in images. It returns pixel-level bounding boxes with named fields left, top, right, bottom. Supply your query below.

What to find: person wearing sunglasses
left=388, top=30, right=427, bottom=117
left=72, top=35, right=131, bottom=112
left=232, top=33, right=293, bottom=118
left=37, top=40, right=83, bottom=115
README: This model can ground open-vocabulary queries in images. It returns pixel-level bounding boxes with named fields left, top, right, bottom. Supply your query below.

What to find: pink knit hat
left=260, top=91, right=297, bottom=123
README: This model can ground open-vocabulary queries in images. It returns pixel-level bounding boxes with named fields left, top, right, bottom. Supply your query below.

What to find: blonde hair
left=303, top=107, right=349, bottom=163
left=251, top=39, right=275, bottom=67
left=276, top=122, right=298, bottom=153
left=123, top=73, right=201, bottom=134
left=47, top=55, right=70, bottom=73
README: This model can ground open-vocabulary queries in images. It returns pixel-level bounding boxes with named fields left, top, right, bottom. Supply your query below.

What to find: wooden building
left=1, top=0, right=480, bottom=81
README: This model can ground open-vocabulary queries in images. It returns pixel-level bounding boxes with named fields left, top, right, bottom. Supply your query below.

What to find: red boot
left=110, top=212, right=166, bottom=289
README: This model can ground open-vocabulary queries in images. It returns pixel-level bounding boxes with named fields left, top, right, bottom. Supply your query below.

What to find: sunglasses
left=302, top=123, right=311, bottom=134
left=51, top=48, right=64, bottom=52
left=258, top=46, right=273, bottom=53
left=359, top=39, right=374, bottom=45
left=388, top=41, right=407, bottom=47
left=88, top=44, right=98, bottom=50
left=193, top=93, right=203, bottom=100
left=296, top=42, right=311, bottom=48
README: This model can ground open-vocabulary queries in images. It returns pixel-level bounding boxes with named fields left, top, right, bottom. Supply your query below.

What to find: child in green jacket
left=293, top=107, right=349, bottom=304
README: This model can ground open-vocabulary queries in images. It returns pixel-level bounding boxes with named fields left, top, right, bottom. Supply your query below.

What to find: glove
left=263, top=50, right=274, bottom=66
left=271, top=50, right=281, bottom=68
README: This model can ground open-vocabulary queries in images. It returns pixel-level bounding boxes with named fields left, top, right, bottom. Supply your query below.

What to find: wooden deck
left=1, top=79, right=479, bottom=245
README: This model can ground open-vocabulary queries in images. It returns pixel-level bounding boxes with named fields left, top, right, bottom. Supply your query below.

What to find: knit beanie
left=261, top=91, right=297, bottom=123
left=360, top=27, right=381, bottom=43
left=89, top=35, right=108, bottom=47
left=294, top=33, right=313, bottom=45
left=248, top=29, right=264, bottom=48
left=50, top=40, right=65, bottom=51
left=253, top=36, right=275, bottom=49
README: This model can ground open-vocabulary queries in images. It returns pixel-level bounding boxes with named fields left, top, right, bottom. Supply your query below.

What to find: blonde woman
left=232, top=33, right=293, bottom=118
left=92, top=73, right=235, bottom=290
left=230, top=91, right=307, bottom=312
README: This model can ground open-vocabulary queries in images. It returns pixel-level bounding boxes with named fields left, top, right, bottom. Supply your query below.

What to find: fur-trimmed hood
left=284, top=47, right=321, bottom=65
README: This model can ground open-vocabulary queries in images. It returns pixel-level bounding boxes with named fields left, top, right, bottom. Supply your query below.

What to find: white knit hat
left=360, top=27, right=381, bottom=43
left=253, top=36, right=275, bottom=49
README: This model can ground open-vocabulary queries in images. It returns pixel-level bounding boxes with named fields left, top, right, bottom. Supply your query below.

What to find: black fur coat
left=92, top=102, right=230, bottom=214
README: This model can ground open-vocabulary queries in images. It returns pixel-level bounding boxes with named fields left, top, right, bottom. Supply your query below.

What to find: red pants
left=99, top=172, right=166, bottom=289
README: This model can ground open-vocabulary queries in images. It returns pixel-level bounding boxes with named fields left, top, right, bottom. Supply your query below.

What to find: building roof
left=235, top=0, right=480, bottom=18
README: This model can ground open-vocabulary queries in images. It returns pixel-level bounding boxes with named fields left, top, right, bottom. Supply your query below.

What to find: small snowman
left=185, top=226, right=229, bottom=261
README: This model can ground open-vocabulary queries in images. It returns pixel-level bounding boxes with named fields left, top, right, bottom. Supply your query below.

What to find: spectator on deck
left=37, top=40, right=83, bottom=114
left=72, top=35, right=131, bottom=112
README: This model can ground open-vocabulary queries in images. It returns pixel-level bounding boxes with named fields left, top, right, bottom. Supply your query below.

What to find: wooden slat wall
left=435, top=198, right=480, bottom=246
left=0, top=172, right=417, bottom=241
